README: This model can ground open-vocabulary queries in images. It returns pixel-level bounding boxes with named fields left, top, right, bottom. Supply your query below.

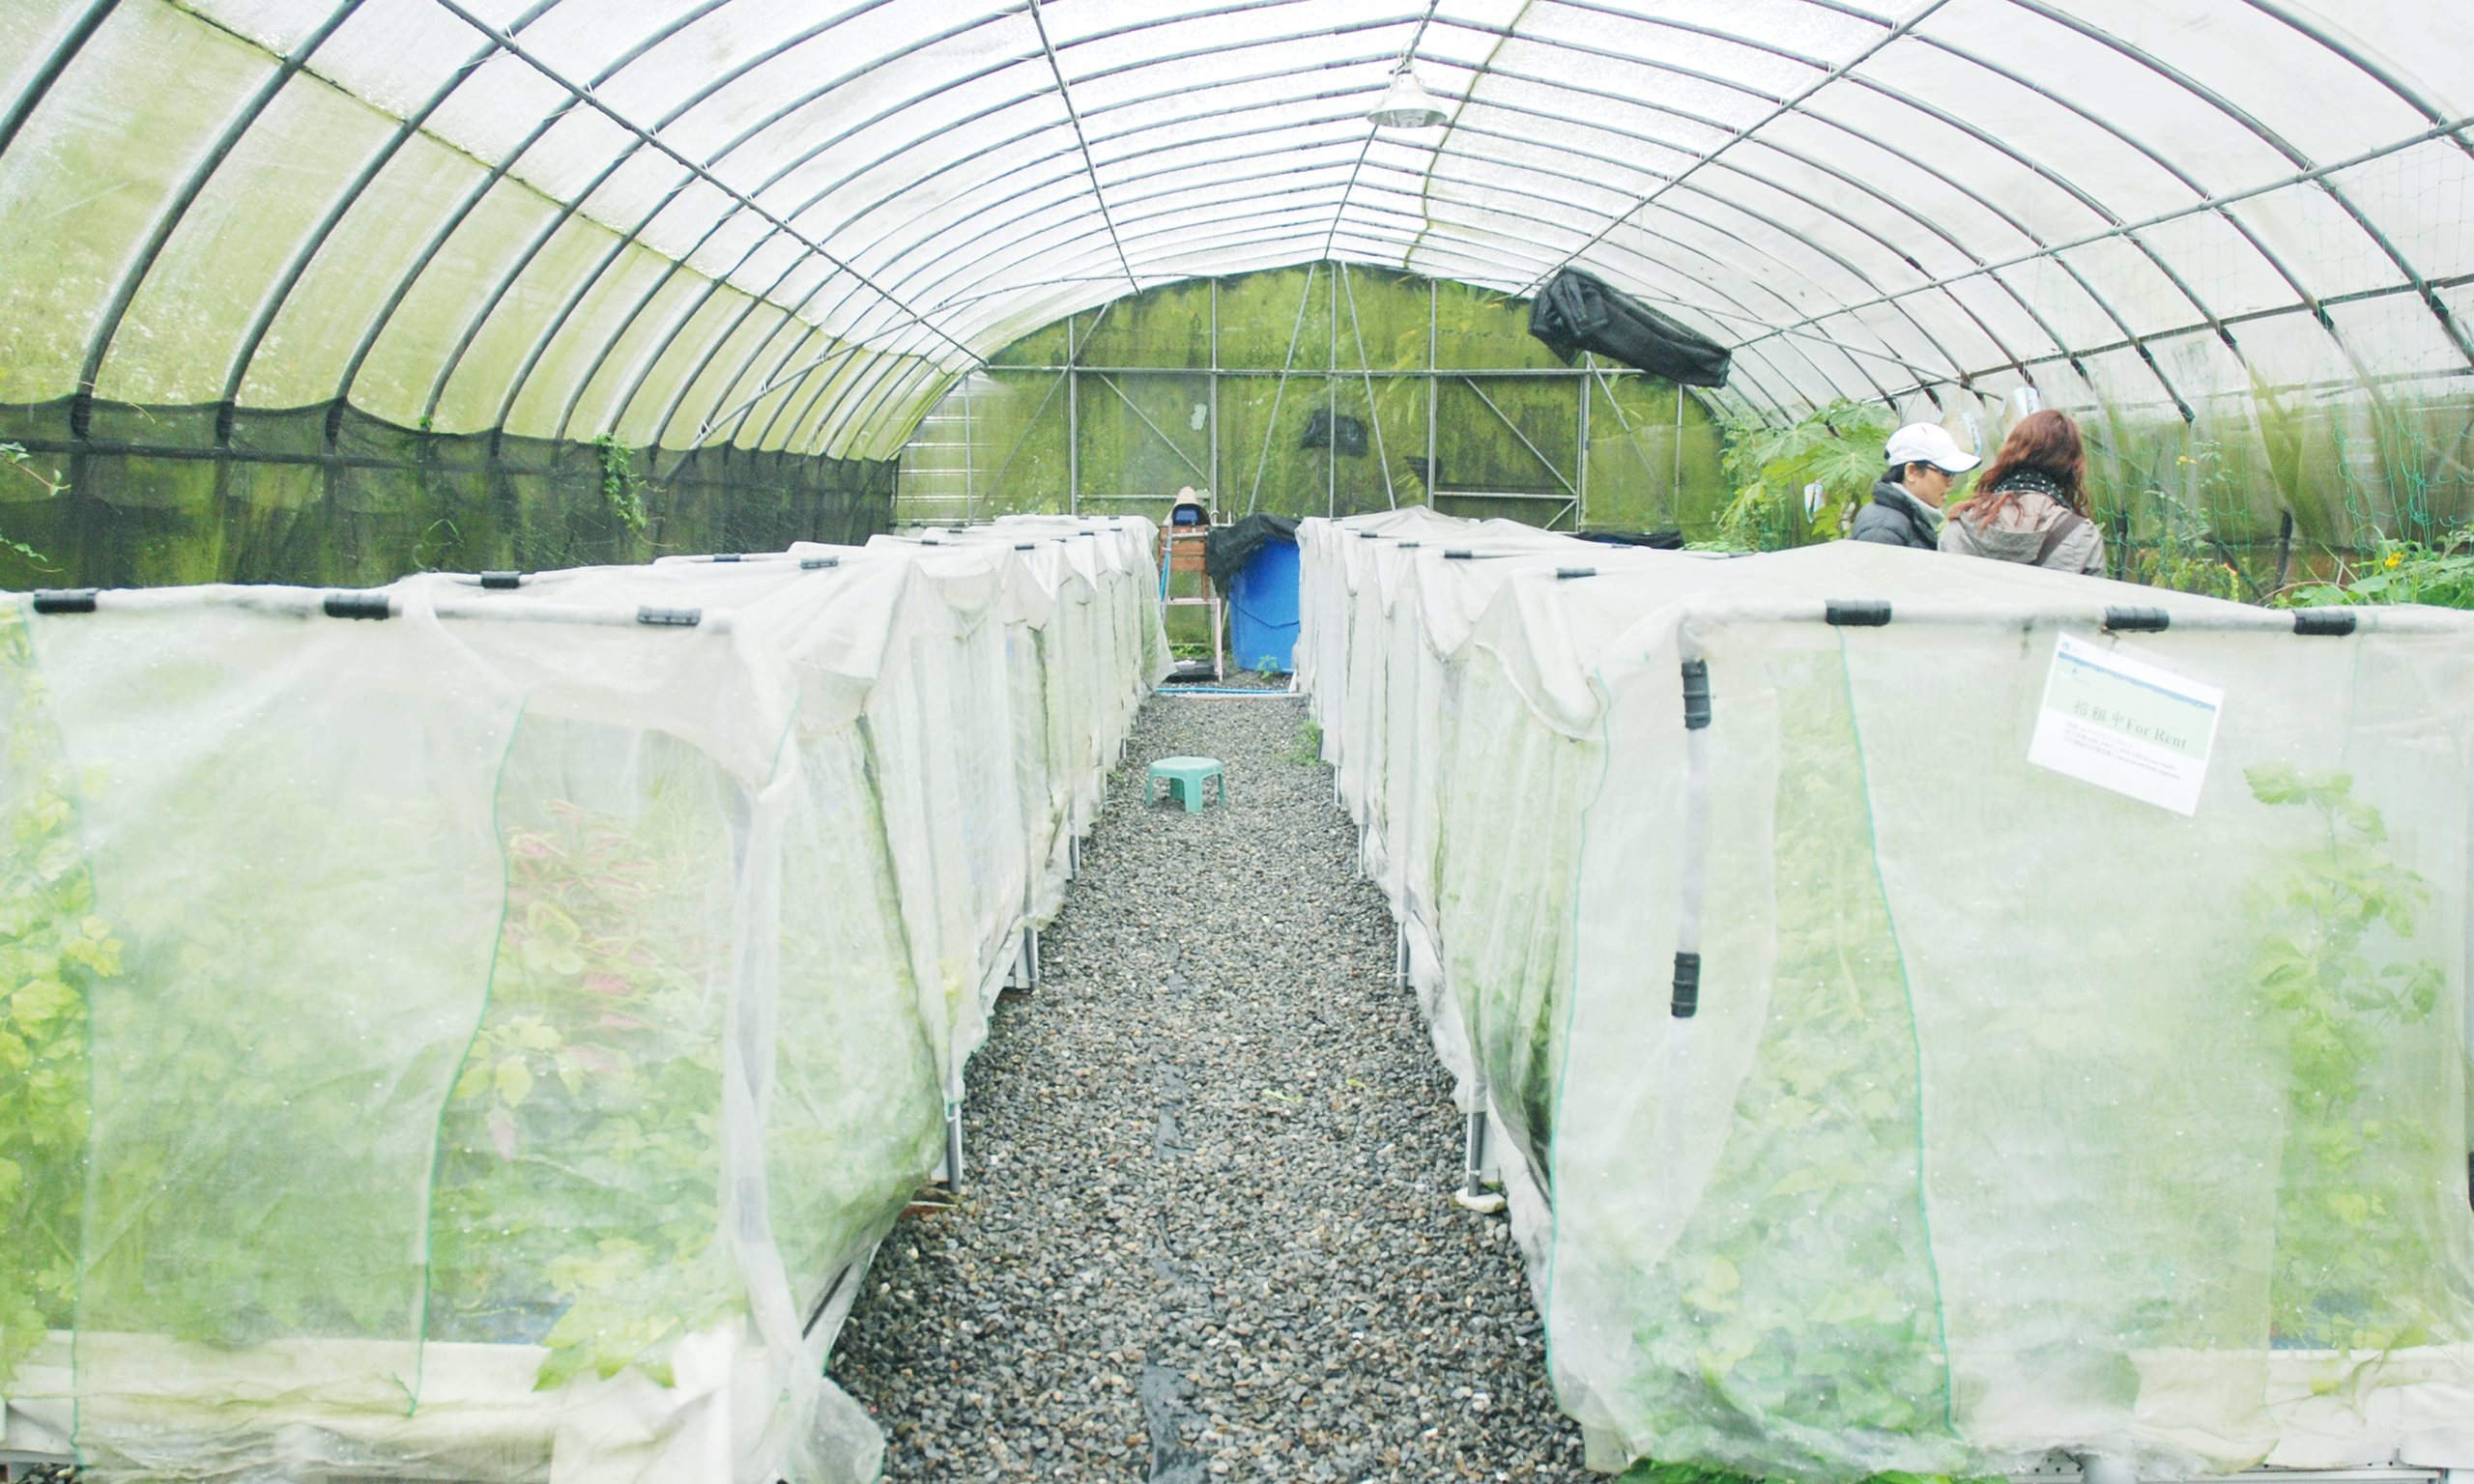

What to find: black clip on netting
left=636, top=606, right=702, bottom=628
left=31, top=588, right=97, bottom=614
left=1671, top=951, right=1703, bottom=1019
left=2104, top=606, right=2171, bottom=633
left=800, top=556, right=840, bottom=570
left=1444, top=549, right=1475, bottom=560
left=480, top=571, right=524, bottom=589
left=1016, top=542, right=1037, bottom=551
left=323, top=591, right=391, bottom=620
left=1396, top=540, right=1421, bottom=549
left=1675, top=657, right=1713, bottom=1020
left=710, top=554, right=744, bottom=563
left=1826, top=599, right=1892, bottom=626
left=1556, top=567, right=1597, bottom=581
left=2292, top=610, right=2357, bottom=637
left=1681, top=659, right=1712, bottom=730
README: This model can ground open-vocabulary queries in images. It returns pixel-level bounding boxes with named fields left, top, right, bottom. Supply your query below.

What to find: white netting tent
left=0, top=524, right=1169, bottom=1483
left=1298, top=509, right=2474, bottom=1481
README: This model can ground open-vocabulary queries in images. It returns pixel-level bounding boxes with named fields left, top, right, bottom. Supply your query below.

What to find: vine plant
left=592, top=435, right=651, bottom=539
left=428, top=792, right=734, bottom=1389
left=2240, top=763, right=2456, bottom=1351
left=1, top=437, right=64, bottom=568
left=0, top=600, right=111, bottom=1385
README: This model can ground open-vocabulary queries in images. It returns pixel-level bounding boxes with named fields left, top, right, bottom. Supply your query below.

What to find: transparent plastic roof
left=3, top=0, right=2468, bottom=460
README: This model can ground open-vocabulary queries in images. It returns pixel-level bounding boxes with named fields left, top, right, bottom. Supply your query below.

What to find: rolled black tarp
left=1527, top=269, right=1731, bottom=387
left=1204, top=513, right=1300, bottom=588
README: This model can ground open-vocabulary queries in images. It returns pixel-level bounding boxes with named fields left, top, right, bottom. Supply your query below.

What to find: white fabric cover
left=0, top=519, right=1167, bottom=1484
left=1299, top=508, right=2474, bottom=1480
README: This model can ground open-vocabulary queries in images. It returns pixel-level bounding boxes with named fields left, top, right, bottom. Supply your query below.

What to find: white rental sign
left=2028, top=633, right=2223, bottom=815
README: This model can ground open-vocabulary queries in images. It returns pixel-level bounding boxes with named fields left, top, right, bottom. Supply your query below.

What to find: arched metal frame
left=8, top=0, right=2473, bottom=467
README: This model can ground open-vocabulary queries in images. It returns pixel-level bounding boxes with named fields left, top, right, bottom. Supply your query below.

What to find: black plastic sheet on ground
left=1528, top=270, right=1731, bottom=387
left=1204, top=513, right=1299, bottom=587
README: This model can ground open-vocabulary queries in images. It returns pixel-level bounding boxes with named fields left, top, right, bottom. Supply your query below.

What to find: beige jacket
left=1938, top=481, right=2105, bottom=575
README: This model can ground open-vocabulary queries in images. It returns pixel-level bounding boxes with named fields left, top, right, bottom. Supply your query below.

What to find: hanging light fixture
left=1369, top=60, right=1448, bottom=129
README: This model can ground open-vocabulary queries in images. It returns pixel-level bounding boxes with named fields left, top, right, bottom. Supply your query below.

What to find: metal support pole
left=1067, top=313, right=1081, bottom=516
left=1453, top=1107, right=1505, bottom=1213
left=1577, top=352, right=1591, bottom=531
left=1427, top=279, right=1440, bottom=505
left=1208, top=277, right=1221, bottom=505
left=943, top=1102, right=965, bottom=1193
left=1394, top=923, right=1410, bottom=991
left=1327, top=260, right=1338, bottom=520
left=1672, top=386, right=1684, bottom=521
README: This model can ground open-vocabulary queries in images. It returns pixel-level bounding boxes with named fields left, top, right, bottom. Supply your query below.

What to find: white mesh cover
left=1299, top=508, right=2474, bottom=1479
left=0, top=520, right=1166, bottom=1484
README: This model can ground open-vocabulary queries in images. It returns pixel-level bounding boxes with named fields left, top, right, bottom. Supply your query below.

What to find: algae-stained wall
left=897, top=265, right=1725, bottom=535
left=0, top=401, right=893, bottom=590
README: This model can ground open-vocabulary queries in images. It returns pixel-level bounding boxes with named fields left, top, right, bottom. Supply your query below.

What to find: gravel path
left=833, top=693, right=1592, bottom=1482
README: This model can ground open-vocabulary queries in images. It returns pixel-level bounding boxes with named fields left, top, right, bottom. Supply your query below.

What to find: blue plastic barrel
left=1227, top=536, right=1301, bottom=673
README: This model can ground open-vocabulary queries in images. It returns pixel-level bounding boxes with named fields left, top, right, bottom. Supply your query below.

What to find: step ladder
left=1160, top=522, right=1224, bottom=681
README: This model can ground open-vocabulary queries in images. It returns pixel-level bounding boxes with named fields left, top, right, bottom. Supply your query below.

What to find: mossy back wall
left=898, top=265, right=1727, bottom=535
left=0, top=400, right=894, bottom=590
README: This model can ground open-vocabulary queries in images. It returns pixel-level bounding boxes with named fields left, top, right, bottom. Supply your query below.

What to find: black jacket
left=1850, top=479, right=1942, bottom=550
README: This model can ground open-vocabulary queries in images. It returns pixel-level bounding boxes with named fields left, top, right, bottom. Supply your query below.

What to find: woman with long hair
left=1937, top=409, right=2105, bottom=575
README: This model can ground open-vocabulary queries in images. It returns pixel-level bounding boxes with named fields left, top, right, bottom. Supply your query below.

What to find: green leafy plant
left=592, top=435, right=651, bottom=538
left=2275, top=525, right=2474, bottom=610
left=0, top=601, right=108, bottom=1384
left=1282, top=718, right=1323, bottom=765
left=1597, top=661, right=1962, bottom=1476
left=428, top=793, right=735, bottom=1388
left=2119, top=445, right=2249, bottom=599
left=2240, top=763, right=2454, bottom=1350
left=1708, top=401, right=1898, bottom=551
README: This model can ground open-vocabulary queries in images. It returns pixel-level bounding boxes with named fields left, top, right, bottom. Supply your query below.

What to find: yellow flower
left=2385, top=551, right=2403, bottom=569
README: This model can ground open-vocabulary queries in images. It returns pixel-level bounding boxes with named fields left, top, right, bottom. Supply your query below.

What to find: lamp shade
left=1369, top=66, right=1448, bottom=128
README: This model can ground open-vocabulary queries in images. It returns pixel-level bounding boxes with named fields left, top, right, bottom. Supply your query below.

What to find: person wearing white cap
left=1852, top=422, right=1981, bottom=550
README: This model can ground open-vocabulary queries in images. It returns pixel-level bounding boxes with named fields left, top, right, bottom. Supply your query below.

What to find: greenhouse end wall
left=894, top=266, right=1727, bottom=535
left=0, top=400, right=896, bottom=590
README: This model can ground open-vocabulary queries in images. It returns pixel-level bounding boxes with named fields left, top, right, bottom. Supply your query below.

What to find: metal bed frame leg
left=942, top=1102, right=965, bottom=1195
left=1453, top=1106, right=1506, bottom=1213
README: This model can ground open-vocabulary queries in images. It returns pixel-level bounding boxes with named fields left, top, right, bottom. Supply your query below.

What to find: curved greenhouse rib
left=1513, top=0, right=1934, bottom=299
left=353, top=0, right=974, bottom=437
left=1727, top=113, right=2474, bottom=383
left=297, top=0, right=766, bottom=430
left=422, top=1, right=1028, bottom=438
left=77, top=1, right=366, bottom=427
left=549, top=15, right=1457, bottom=451
left=209, top=0, right=569, bottom=426
left=1023, top=0, right=1137, bottom=296
left=1509, top=4, right=2206, bottom=415
left=1991, top=0, right=2474, bottom=374
left=0, top=0, right=120, bottom=191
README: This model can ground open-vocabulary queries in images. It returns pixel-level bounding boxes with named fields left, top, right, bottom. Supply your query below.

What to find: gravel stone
left=834, top=692, right=1591, bottom=1481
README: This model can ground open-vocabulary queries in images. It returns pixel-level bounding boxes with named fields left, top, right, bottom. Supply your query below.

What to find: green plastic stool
left=1147, top=756, right=1226, bottom=813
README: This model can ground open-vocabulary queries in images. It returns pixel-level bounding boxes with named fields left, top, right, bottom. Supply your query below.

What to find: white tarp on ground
left=1298, top=508, right=2474, bottom=1480
left=0, top=517, right=1168, bottom=1484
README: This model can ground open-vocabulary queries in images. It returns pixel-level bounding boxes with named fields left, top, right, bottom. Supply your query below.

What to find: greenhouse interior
left=4, top=1, right=2474, bottom=1482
